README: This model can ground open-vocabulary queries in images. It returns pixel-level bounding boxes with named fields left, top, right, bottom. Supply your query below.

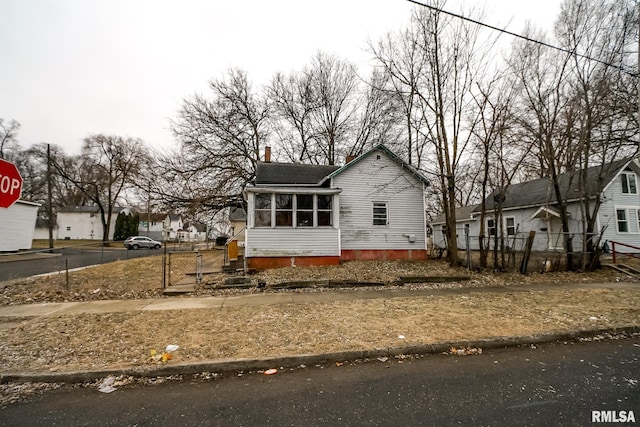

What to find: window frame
left=505, top=217, right=516, bottom=236
left=252, top=193, right=335, bottom=229
left=372, top=201, right=389, bottom=226
left=621, top=172, right=638, bottom=194
left=615, top=206, right=640, bottom=234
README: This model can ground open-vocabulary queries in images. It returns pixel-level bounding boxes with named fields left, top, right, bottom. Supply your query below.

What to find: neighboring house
left=430, top=157, right=640, bottom=253
left=179, top=222, right=207, bottom=242
left=33, top=218, right=56, bottom=240
left=0, top=200, right=40, bottom=251
left=57, top=206, right=123, bottom=240
left=243, top=144, right=430, bottom=269
left=138, top=213, right=167, bottom=241
left=229, top=207, right=247, bottom=245
left=164, top=213, right=183, bottom=241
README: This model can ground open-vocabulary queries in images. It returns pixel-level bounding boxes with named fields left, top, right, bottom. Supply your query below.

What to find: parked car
left=124, top=236, right=162, bottom=250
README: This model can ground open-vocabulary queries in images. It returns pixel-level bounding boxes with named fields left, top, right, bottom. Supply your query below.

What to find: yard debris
left=264, top=368, right=278, bottom=375
left=150, top=345, right=179, bottom=363
left=398, top=335, right=406, bottom=339
left=449, top=346, right=483, bottom=356
left=377, top=357, right=389, bottom=363
left=97, top=376, right=117, bottom=393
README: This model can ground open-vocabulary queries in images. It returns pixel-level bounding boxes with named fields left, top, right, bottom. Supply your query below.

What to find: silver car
left=124, top=236, right=162, bottom=250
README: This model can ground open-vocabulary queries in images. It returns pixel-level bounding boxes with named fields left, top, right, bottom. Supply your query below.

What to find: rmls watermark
left=592, top=410, right=636, bottom=423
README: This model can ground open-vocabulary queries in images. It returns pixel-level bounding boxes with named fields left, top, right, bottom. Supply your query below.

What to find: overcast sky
left=0, top=0, right=561, bottom=155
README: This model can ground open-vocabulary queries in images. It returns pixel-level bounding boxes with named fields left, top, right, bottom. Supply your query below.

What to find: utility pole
left=47, top=143, right=54, bottom=250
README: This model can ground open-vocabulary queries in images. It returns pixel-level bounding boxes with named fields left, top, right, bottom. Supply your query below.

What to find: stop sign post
left=0, top=159, right=23, bottom=208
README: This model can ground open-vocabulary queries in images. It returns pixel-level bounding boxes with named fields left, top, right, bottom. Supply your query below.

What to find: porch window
left=373, top=202, right=388, bottom=226
left=275, top=194, right=293, bottom=227
left=254, top=193, right=272, bottom=227
left=296, top=194, right=313, bottom=227
left=621, top=172, right=637, bottom=194
left=252, top=193, right=335, bottom=228
left=506, top=217, right=516, bottom=236
left=317, top=195, right=333, bottom=226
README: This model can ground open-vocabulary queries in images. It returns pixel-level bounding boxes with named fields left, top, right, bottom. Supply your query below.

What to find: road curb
left=2, top=325, right=638, bottom=385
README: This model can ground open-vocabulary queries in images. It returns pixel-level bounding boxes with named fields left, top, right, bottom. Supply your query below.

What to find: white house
left=430, top=157, right=640, bottom=254
left=0, top=200, right=40, bottom=251
left=178, top=222, right=207, bottom=242
left=57, top=206, right=122, bottom=240
left=164, top=214, right=183, bottom=241
left=242, top=144, right=430, bottom=269
left=138, top=213, right=166, bottom=241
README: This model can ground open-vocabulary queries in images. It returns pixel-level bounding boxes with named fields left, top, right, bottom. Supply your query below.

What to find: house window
left=487, top=218, right=496, bottom=236
left=66, top=226, right=71, bottom=231
left=253, top=193, right=335, bottom=228
left=617, top=209, right=628, bottom=232
left=317, top=195, right=333, bottom=226
left=621, top=172, right=637, bottom=194
left=275, top=194, right=293, bottom=227
left=373, top=202, right=388, bottom=226
left=254, top=193, right=272, bottom=227
left=506, top=217, right=516, bottom=236
left=616, top=207, right=640, bottom=233
left=296, top=194, right=314, bottom=227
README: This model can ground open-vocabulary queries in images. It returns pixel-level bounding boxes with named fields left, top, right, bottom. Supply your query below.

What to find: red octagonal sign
left=0, top=158, right=23, bottom=208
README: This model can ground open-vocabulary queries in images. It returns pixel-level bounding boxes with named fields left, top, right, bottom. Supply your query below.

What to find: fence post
left=465, top=227, right=471, bottom=270
left=612, top=241, right=617, bottom=264
left=519, top=231, right=536, bottom=275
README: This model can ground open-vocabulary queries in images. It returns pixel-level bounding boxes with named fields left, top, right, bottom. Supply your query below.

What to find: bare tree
left=0, top=118, right=21, bottom=160
left=53, top=135, right=148, bottom=244
left=555, top=0, right=639, bottom=269
left=371, top=3, right=493, bottom=265
left=169, top=68, right=269, bottom=215
left=306, top=52, right=360, bottom=165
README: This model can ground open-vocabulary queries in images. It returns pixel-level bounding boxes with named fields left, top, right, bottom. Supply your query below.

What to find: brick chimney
left=265, top=146, right=271, bottom=163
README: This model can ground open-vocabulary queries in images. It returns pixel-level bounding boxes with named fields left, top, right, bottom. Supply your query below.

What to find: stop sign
left=0, top=159, right=23, bottom=208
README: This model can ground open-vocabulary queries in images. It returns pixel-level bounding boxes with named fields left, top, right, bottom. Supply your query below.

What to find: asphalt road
left=0, top=247, right=162, bottom=282
left=2, top=337, right=638, bottom=426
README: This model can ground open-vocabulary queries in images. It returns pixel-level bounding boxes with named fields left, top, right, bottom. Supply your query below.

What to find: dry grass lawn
left=0, top=256, right=639, bottom=375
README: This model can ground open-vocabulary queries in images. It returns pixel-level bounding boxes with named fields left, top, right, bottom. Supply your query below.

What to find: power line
left=406, top=0, right=636, bottom=76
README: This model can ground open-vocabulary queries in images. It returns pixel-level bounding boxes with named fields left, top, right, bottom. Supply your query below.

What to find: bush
left=215, top=235, right=229, bottom=246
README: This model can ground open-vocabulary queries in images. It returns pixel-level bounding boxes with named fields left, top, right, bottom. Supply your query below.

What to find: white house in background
left=242, top=144, right=430, bottom=269
left=57, top=206, right=122, bottom=240
left=137, top=213, right=167, bottom=241
left=178, top=222, right=207, bottom=242
left=164, top=213, right=183, bottom=241
left=430, top=157, right=640, bottom=253
left=0, top=200, right=40, bottom=251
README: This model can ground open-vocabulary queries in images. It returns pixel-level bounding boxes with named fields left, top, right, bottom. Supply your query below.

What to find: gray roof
left=430, top=204, right=479, bottom=225
left=478, top=157, right=632, bottom=211
left=254, top=162, right=340, bottom=186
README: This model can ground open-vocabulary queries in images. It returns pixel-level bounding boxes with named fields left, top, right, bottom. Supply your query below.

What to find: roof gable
left=325, top=144, right=430, bottom=186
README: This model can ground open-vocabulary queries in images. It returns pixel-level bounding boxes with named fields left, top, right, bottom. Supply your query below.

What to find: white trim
left=614, top=205, right=640, bottom=234
left=246, top=186, right=342, bottom=195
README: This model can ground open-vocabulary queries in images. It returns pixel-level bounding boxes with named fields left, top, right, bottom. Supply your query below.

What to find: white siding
left=57, top=211, right=119, bottom=240
left=599, top=164, right=640, bottom=252
left=245, top=228, right=340, bottom=257
left=0, top=200, right=39, bottom=251
left=333, top=150, right=426, bottom=250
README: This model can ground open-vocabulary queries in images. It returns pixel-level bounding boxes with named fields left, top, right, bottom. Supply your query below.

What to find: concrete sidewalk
left=0, top=281, right=637, bottom=319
